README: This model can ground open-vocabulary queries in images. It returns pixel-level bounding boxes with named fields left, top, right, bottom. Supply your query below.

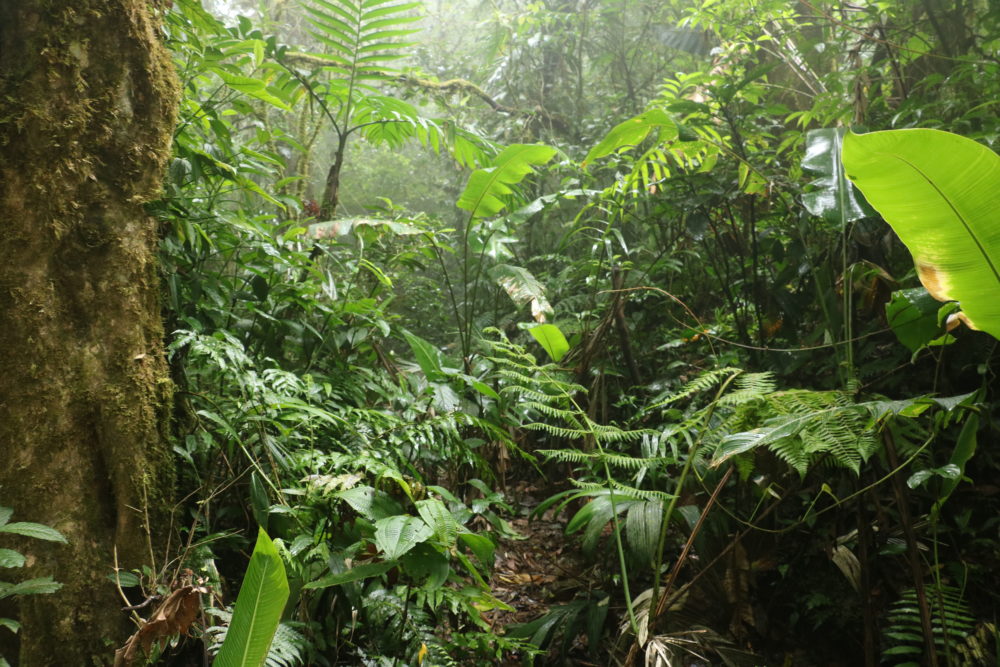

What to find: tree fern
left=289, top=0, right=495, bottom=215
left=300, top=0, right=420, bottom=89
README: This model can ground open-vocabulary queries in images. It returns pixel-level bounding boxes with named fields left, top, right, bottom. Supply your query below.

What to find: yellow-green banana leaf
left=842, top=128, right=1000, bottom=339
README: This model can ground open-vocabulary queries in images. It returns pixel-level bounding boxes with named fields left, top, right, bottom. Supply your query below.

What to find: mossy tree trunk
left=0, top=1, right=178, bottom=664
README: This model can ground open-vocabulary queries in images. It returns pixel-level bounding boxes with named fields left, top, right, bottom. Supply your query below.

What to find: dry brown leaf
left=114, top=585, right=208, bottom=667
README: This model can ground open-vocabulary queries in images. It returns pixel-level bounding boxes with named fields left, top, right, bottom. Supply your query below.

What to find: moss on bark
left=0, top=0, right=179, bottom=664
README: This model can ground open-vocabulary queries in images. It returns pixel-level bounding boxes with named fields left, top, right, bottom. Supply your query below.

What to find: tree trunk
left=0, top=1, right=178, bottom=664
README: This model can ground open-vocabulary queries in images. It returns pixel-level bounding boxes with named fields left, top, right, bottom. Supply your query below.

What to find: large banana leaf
left=215, top=528, right=289, bottom=667
left=842, top=128, right=1000, bottom=338
left=801, top=127, right=872, bottom=225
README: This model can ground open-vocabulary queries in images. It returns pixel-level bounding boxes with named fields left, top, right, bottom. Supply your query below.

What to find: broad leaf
left=373, top=515, right=433, bottom=560
left=0, top=522, right=67, bottom=543
left=625, top=500, right=662, bottom=566
left=885, top=287, right=951, bottom=352
left=337, top=486, right=403, bottom=521
left=402, top=330, right=448, bottom=381
left=0, top=577, right=61, bottom=600
left=492, top=264, right=553, bottom=322
left=211, top=69, right=291, bottom=111
left=215, top=528, right=289, bottom=667
left=0, top=550, right=25, bottom=569
left=842, top=129, right=1000, bottom=338
left=400, top=543, right=450, bottom=590
left=457, top=531, right=495, bottom=566
left=582, top=109, right=677, bottom=167
left=457, top=144, right=557, bottom=219
left=528, top=323, right=570, bottom=363
left=801, top=127, right=873, bottom=225
left=302, top=560, right=396, bottom=590
left=415, top=498, right=459, bottom=548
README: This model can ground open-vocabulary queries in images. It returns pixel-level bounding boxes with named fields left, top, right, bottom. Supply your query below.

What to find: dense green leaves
left=152, top=1, right=1000, bottom=665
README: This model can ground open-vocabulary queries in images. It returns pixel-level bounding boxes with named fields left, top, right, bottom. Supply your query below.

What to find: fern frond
left=884, top=584, right=976, bottom=659
left=537, top=449, right=673, bottom=470
left=569, top=479, right=676, bottom=502
left=712, top=389, right=878, bottom=476
left=302, top=0, right=422, bottom=83
left=646, top=367, right=743, bottom=411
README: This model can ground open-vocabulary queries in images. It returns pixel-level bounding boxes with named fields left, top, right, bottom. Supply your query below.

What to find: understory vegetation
left=44, top=0, right=1000, bottom=664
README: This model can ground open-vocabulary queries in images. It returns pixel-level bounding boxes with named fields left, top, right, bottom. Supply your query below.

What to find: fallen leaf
left=114, top=585, right=207, bottom=666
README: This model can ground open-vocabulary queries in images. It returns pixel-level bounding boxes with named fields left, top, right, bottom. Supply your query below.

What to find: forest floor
left=483, top=480, right=606, bottom=666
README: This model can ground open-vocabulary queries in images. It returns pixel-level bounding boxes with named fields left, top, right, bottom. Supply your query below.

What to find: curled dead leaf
left=114, top=585, right=208, bottom=667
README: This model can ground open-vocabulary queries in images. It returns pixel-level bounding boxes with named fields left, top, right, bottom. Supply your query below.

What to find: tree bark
left=0, top=1, right=178, bottom=664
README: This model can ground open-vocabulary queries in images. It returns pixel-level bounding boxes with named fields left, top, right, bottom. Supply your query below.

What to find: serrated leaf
left=0, top=522, right=67, bottom=543
left=0, top=549, right=25, bottom=569
left=0, top=577, right=62, bottom=600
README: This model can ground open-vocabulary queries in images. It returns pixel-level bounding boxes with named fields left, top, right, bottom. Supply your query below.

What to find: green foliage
left=883, top=585, right=977, bottom=665
left=801, top=127, right=872, bottom=226
left=207, top=611, right=309, bottom=667
left=457, top=143, right=557, bottom=219
left=215, top=528, right=290, bottom=667
left=0, top=506, right=65, bottom=661
left=506, top=594, right=609, bottom=664
left=711, top=388, right=880, bottom=477
left=843, top=129, right=1000, bottom=339
left=299, top=0, right=421, bottom=83
left=527, top=323, right=569, bottom=363
left=149, top=0, right=1000, bottom=663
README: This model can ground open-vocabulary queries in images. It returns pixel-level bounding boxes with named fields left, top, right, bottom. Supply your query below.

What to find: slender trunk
left=321, top=133, right=349, bottom=218
left=0, top=1, right=178, bottom=663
